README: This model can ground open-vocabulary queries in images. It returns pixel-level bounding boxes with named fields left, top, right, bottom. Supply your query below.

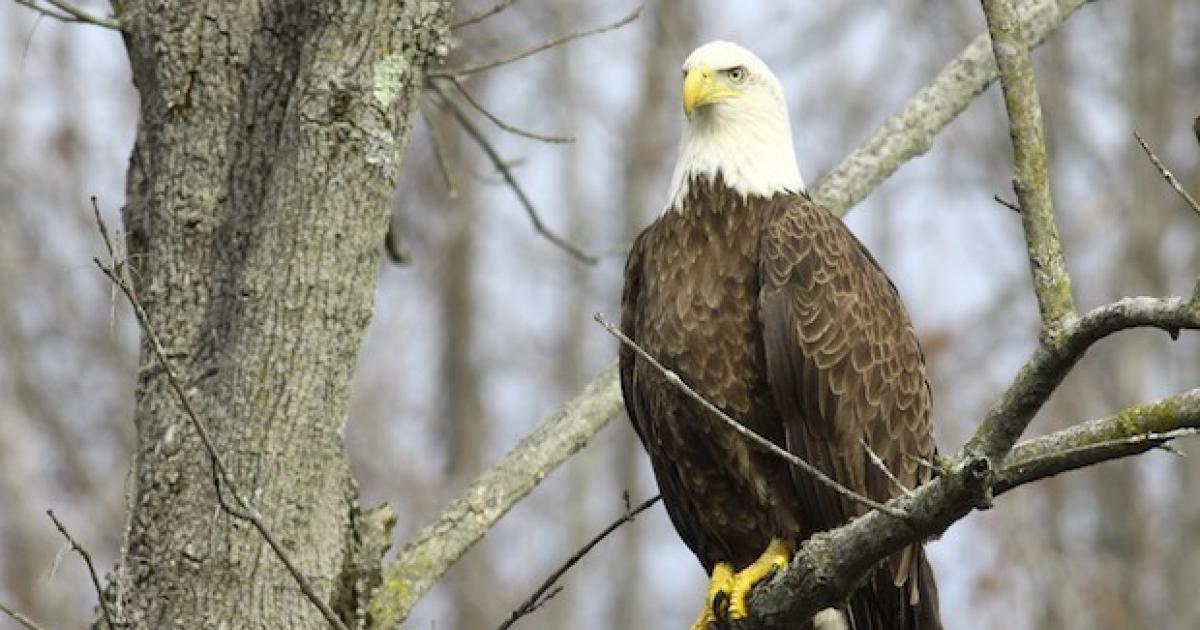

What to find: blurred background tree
left=1, top=1, right=1197, bottom=628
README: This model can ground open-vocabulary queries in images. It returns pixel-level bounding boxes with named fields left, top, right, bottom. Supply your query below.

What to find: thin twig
left=496, top=495, right=661, bottom=630
left=431, top=4, right=642, bottom=78
left=432, top=81, right=598, bottom=264
left=452, top=0, right=517, bottom=30
left=46, top=510, right=118, bottom=630
left=993, top=194, right=1021, bottom=213
left=11, top=0, right=119, bottom=29
left=594, top=313, right=908, bottom=520
left=0, top=601, right=48, bottom=630
left=860, top=438, right=914, bottom=498
left=1013, top=427, right=1199, bottom=470
left=422, top=107, right=458, bottom=198
left=91, top=214, right=350, bottom=630
left=1133, top=130, right=1200, bottom=217
left=441, top=76, right=574, bottom=144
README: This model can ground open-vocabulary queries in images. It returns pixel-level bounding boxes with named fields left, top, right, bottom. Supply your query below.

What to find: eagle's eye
left=726, top=66, right=748, bottom=84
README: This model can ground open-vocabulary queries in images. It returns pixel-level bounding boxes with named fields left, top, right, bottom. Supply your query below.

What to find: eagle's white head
left=664, top=40, right=804, bottom=213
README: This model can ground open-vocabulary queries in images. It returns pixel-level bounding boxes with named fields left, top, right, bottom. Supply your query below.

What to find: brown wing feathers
left=758, top=194, right=939, bottom=629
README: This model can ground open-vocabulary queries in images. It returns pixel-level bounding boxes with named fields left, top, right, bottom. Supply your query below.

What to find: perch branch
left=10, top=0, right=119, bottom=29
left=1133, top=131, right=1200, bottom=217
left=983, top=0, right=1075, bottom=334
left=594, top=313, right=907, bottom=520
left=92, top=211, right=350, bottom=630
left=739, top=385, right=1200, bottom=630
left=431, top=5, right=642, bottom=78
left=496, top=494, right=661, bottom=630
left=46, top=510, right=117, bottom=630
left=432, top=81, right=598, bottom=264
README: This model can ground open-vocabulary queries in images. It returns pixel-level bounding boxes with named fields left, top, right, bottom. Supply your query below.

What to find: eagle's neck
left=663, top=108, right=804, bottom=213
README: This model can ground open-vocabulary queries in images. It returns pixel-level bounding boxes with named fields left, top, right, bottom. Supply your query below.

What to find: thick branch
left=968, top=295, right=1200, bottom=464
left=368, top=364, right=623, bottom=629
left=983, top=0, right=1076, bottom=332
left=812, top=0, right=1089, bottom=216
left=741, top=384, right=1200, bottom=629
left=996, top=388, right=1200, bottom=493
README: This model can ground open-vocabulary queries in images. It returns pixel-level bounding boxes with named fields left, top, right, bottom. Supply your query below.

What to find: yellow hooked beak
left=682, top=63, right=742, bottom=119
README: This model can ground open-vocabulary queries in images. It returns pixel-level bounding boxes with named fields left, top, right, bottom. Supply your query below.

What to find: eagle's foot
left=727, top=538, right=791, bottom=620
left=690, top=562, right=734, bottom=630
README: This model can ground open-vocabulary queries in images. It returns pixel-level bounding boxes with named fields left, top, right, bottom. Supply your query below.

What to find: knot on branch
left=955, top=452, right=996, bottom=510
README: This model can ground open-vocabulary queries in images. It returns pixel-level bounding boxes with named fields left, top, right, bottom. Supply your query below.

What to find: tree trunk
left=109, top=2, right=451, bottom=628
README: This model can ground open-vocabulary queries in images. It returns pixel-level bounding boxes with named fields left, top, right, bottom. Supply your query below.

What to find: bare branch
left=993, top=194, right=1021, bottom=213
left=594, top=313, right=908, bottom=519
left=496, top=495, right=661, bottom=630
left=368, top=363, right=625, bottom=629
left=451, top=0, right=517, bottom=30
left=441, top=76, right=574, bottom=144
left=983, top=0, right=1076, bottom=333
left=92, top=212, right=350, bottom=630
left=813, top=0, right=1091, bottom=216
left=430, top=5, right=642, bottom=78
left=431, top=81, right=598, bottom=264
left=1133, top=130, right=1200, bottom=217
left=422, top=106, right=458, bottom=199
left=46, top=510, right=118, bottom=630
left=967, top=295, right=1200, bottom=465
left=740, top=383, right=1200, bottom=629
left=0, top=601, right=49, bottom=630
left=860, top=438, right=914, bottom=498
left=10, top=0, right=120, bottom=29
left=996, top=391, right=1200, bottom=494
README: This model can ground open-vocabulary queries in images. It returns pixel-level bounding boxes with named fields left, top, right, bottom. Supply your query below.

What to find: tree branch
left=368, top=364, right=624, bottom=629
left=431, top=80, right=599, bottom=264
left=496, top=494, right=661, bottom=630
left=46, top=510, right=118, bottom=630
left=430, top=5, right=642, bottom=78
left=739, top=384, right=1200, bottom=630
left=983, top=0, right=1076, bottom=334
left=967, top=296, right=1200, bottom=466
left=10, top=0, right=120, bottom=29
left=813, top=0, right=1089, bottom=217
left=0, top=601, right=47, bottom=630
left=1133, top=130, right=1200, bottom=217
left=995, top=389, right=1200, bottom=494
left=451, top=0, right=517, bottom=30
left=440, top=75, right=574, bottom=144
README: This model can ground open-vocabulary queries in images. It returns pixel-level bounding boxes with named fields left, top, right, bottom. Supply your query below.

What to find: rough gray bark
left=109, top=2, right=451, bottom=628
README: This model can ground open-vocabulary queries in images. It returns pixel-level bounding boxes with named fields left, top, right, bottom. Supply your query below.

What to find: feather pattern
left=620, top=175, right=941, bottom=630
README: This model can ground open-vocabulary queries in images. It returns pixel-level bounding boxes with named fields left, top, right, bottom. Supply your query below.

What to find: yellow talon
left=690, top=562, right=735, bottom=630
left=728, top=538, right=791, bottom=620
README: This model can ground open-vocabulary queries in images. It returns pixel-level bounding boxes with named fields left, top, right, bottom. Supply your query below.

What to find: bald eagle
left=619, top=41, right=942, bottom=630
